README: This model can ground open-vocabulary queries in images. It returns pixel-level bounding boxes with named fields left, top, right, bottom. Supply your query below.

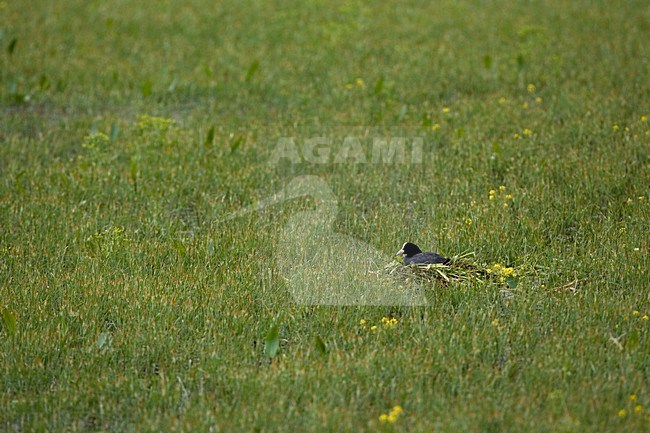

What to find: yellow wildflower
left=432, top=123, right=440, bottom=131
left=642, top=315, right=649, bottom=321
left=499, top=185, right=506, bottom=191
left=641, top=115, right=648, bottom=122
left=522, top=102, right=529, bottom=109
left=613, top=124, right=620, bottom=131
left=634, top=405, right=643, bottom=414
left=513, top=133, right=520, bottom=139
left=370, top=325, right=377, bottom=331
left=442, top=107, right=450, bottom=113
left=527, top=83, right=536, bottom=93
left=498, top=97, right=506, bottom=104
left=523, top=128, right=533, bottom=137
left=464, top=218, right=472, bottom=225
left=355, top=78, right=365, bottom=87
left=633, top=311, right=640, bottom=317
left=535, top=97, right=542, bottom=103
left=618, top=409, right=627, bottom=418
left=629, top=394, right=637, bottom=402
left=360, top=319, right=366, bottom=325
left=379, top=405, right=403, bottom=423
left=502, top=202, right=508, bottom=208
left=505, top=194, right=513, bottom=199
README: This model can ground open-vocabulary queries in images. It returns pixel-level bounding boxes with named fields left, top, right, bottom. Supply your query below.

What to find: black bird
left=396, top=242, right=450, bottom=265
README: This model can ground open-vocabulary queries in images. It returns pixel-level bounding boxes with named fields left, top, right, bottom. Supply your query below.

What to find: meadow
left=1, top=0, right=649, bottom=431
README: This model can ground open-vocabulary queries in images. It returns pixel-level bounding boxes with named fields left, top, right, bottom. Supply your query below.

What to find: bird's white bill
left=396, top=249, right=405, bottom=256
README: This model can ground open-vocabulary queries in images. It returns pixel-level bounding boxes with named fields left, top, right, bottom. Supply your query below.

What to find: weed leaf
left=2, top=308, right=17, bottom=334
left=264, top=325, right=280, bottom=358
left=205, top=125, right=215, bottom=148
left=245, top=60, right=260, bottom=82
left=314, top=334, right=327, bottom=355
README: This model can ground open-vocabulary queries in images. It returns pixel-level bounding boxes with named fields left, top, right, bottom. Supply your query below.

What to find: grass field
left=1, top=0, right=649, bottom=431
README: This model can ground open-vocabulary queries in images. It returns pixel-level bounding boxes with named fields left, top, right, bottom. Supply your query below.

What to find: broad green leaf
left=141, top=78, right=152, bottom=97
left=245, top=60, right=260, bottom=82
left=205, top=125, right=215, bottom=148
left=2, top=308, right=17, bottom=334
left=7, top=37, right=17, bottom=55
left=314, top=335, right=327, bottom=355
left=230, top=135, right=243, bottom=154
left=264, top=325, right=279, bottom=358
left=173, top=240, right=187, bottom=257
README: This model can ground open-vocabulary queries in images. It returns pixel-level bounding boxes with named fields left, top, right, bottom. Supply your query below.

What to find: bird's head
left=396, top=242, right=422, bottom=258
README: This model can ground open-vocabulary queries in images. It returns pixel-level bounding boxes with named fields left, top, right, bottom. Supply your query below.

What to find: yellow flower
left=513, top=133, right=520, bottom=139
left=432, top=123, right=440, bottom=131
left=360, top=319, right=366, bottom=325
left=641, top=115, right=648, bottom=122
left=523, top=128, right=533, bottom=137
left=355, top=78, right=365, bottom=87
left=498, top=97, right=506, bottom=104
left=522, top=102, right=529, bottom=109
left=370, top=325, right=377, bottom=331
left=642, top=315, right=649, bottom=321
left=379, top=405, right=403, bottom=423
left=499, top=185, right=506, bottom=191
left=505, top=194, right=513, bottom=199
left=613, top=124, right=620, bottom=131
left=634, top=405, right=643, bottom=414
left=629, top=394, right=637, bottom=402
left=502, top=202, right=508, bottom=208
left=633, top=310, right=640, bottom=317
left=535, top=97, right=542, bottom=103
left=464, top=218, right=472, bottom=225
left=527, top=83, right=536, bottom=93
left=442, top=107, right=450, bottom=113
left=491, top=318, right=500, bottom=327
left=626, top=198, right=633, bottom=204
left=618, top=409, right=627, bottom=418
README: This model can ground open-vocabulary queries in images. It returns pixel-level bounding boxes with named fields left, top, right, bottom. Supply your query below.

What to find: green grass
left=1, top=0, right=649, bottom=431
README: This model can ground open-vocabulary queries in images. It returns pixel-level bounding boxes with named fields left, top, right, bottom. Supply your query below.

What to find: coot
left=396, top=242, right=450, bottom=265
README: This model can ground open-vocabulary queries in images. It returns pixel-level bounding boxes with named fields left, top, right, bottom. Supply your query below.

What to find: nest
left=386, top=251, right=487, bottom=285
